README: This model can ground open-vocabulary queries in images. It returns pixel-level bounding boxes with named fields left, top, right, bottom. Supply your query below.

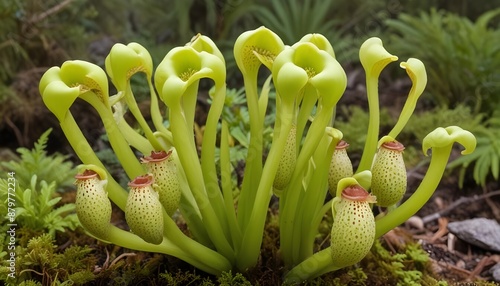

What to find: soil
left=402, top=175, right=500, bottom=284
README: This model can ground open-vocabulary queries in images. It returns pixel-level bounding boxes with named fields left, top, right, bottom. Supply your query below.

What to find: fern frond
left=447, top=117, right=500, bottom=187
left=386, top=8, right=500, bottom=114
left=1, top=128, right=76, bottom=192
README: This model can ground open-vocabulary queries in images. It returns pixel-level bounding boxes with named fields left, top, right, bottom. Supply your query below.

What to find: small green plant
left=160, top=269, right=215, bottom=286
left=0, top=175, right=79, bottom=238
left=251, top=0, right=359, bottom=63
left=252, top=0, right=340, bottom=44
left=0, top=130, right=79, bottom=239
left=1, top=129, right=76, bottom=193
left=217, top=271, right=252, bottom=286
left=386, top=8, right=500, bottom=115
left=364, top=240, right=432, bottom=285
left=1, top=233, right=95, bottom=285
left=38, top=28, right=476, bottom=283
left=448, top=112, right=500, bottom=187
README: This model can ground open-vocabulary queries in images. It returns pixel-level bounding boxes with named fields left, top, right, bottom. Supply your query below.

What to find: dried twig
left=468, top=256, right=495, bottom=280
left=435, top=260, right=486, bottom=281
left=30, top=0, right=74, bottom=23
left=109, top=252, right=137, bottom=268
left=94, top=248, right=110, bottom=274
left=429, top=217, right=448, bottom=243
left=485, top=196, right=500, bottom=221
left=422, top=189, right=500, bottom=224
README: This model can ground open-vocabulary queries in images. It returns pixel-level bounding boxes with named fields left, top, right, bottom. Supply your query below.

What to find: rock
left=490, top=263, right=500, bottom=282
left=447, top=218, right=500, bottom=252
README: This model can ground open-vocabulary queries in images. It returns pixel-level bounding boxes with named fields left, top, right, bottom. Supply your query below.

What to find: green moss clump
left=160, top=269, right=215, bottom=285
left=306, top=238, right=448, bottom=285
left=362, top=239, right=444, bottom=285
left=217, top=271, right=252, bottom=286
left=18, top=280, right=42, bottom=286
left=2, top=233, right=97, bottom=285
left=330, top=267, right=368, bottom=285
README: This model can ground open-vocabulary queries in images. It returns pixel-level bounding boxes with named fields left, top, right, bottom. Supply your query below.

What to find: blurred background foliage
left=385, top=8, right=500, bottom=115
left=1, top=0, right=499, bottom=189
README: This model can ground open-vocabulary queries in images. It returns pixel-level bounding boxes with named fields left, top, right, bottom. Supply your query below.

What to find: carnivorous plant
left=38, top=27, right=476, bottom=282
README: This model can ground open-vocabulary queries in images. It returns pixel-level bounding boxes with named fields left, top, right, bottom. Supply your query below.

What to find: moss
left=16, top=228, right=45, bottom=248
left=56, top=245, right=96, bottom=274
left=300, top=238, right=450, bottom=285
left=330, top=267, right=368, bottom=285
left=159, top=269, right=215, bottom=285
left=357, top=239, right=447, bottom=285
left=1, top=233, right=98, bottom=285
left=217, top=271, right=252, bottom=286
left=18, top=281, right=42, bottom=286
left=100, top=252, right=165, bottom=285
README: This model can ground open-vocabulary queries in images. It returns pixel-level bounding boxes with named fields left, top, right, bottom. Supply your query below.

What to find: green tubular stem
left=306, top=198, right=333, bottom=254
left=147, top=79, right=174, bottom=147
left=284, top=248, right=339, bottom=283
left=171, top=149, right=203, bottom=220
left=292, top=170, right=317, bottom=264
left=357, top=76, right=380, bottom=173
left=237, top=108, right=294, bottom=271
left=169, top=107, right=235, bottom=262
left=375, top=146, right=452, bottom=238
left=295, top=85, right=318, bottom=149
left=123, top=84, right=163, bottom=151
left=388, top=100, right=416, bottom=140
left=153, top=131, right=173, bottom=151
left=280, top=107, right=332, bottom=267
left=59, top=112, right=128, bottom=209
left=271, top=96, right=283, bottom=146
left=182, top=82, right=200, bottom=139
left=178, top=198, right=213, bottom=248
left=102, top=224, right=230, bottom=275
left=175, top=150, right=213, bottom=247
left=330, top=106, right=336, bottom=126
left=161, top=209, right=232, bottom=273
left=290, top=148, right=319, bottom=264
left=388, top=59, right=426, bottom=139
left=221, top=120, right=242, bottom=249
left=80, top=93, right=144, bottom=180
left=258, top=75, right=272, bottom=126
left=115, top=111, right=154, bottom=155
left=201, top=84, right=230, bottom=241
left=237, top=76, right=264, bottom=230
left=297, top=135, right=336, bottom=262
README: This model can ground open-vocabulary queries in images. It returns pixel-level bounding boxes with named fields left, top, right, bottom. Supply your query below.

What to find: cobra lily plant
left=39, top=27, right=476, bottom=283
